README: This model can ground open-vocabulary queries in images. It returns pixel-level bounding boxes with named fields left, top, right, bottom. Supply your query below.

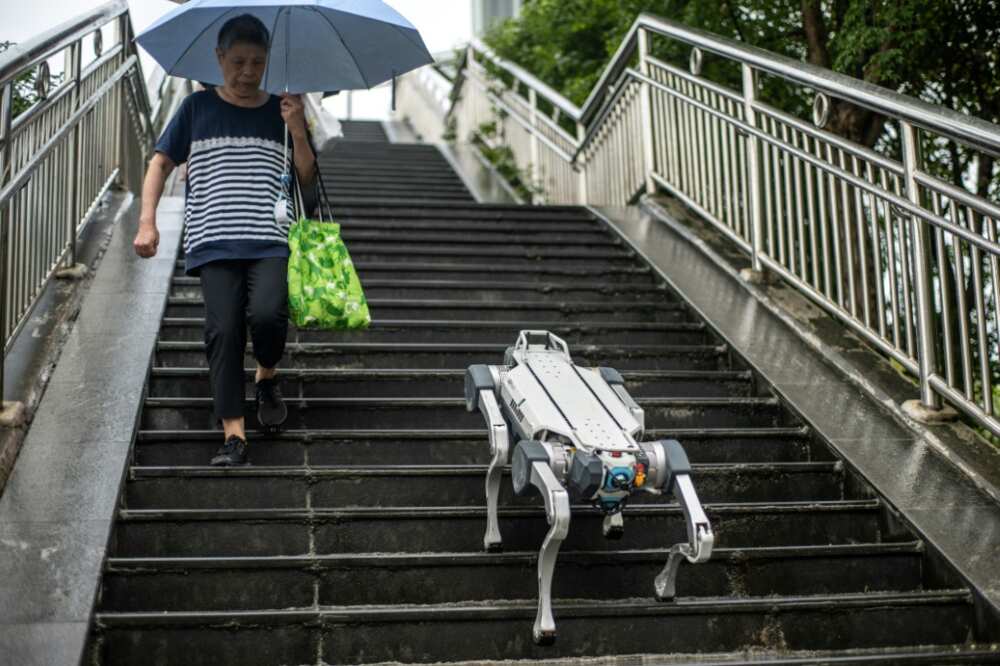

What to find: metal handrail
left=630, top=13, right=1000, bottom=156
left=0, top=0, right=159, bottom=401
left=470, top=39, right=582, bottom=121
left=440, top=12, right=1000, bottom=438
left=0, top=0, right=127, bottom=84
left=489, top=13, right=1000, bottom=157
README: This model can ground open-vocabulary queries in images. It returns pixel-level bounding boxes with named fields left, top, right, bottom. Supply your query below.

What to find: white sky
left=1, top=0, right=473, bottom=120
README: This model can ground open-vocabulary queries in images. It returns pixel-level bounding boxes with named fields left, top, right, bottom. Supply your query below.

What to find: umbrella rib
left=263, top=7, right=284, bottom=93
left=387, top=22, right=431, bottom=60
left=311, top=6, right=372, bottom=89
left=171, top=7, right=237, bottom=83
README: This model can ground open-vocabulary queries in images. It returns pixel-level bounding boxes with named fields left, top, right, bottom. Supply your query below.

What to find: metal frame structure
left=434, top=13, right=1000, bottom=439
left=0, top=0, right=160, bottom=396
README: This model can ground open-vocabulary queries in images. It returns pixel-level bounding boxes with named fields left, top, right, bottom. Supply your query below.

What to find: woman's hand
left=133, top=220, right=160, bottom=258
left=281, top=93, right=308, bottom=138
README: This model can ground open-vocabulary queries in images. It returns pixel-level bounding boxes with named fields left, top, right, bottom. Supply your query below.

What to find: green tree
left=0, top=41, right=59, bottom=119
left=485, top=0, right=999, bottom=156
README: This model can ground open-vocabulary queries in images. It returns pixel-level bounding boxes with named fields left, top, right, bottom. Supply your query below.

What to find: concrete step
left=343, top=240, right=636, bottom=261
left=168, top=277, right=676, bottom=303
left=325, top=201, right=594, bottom=221
left=101, top=542, right=924, bottom=612
left=91, top=593, right=979, bottom=666
left=164, top=297, right=694, bottom=322
left=123, top=461, right=843, bottom=509
left=324, top=180, right=472, bottom=193
left=155, top=318, right=707, bottom=345
left=173, top=259, right=659, bottom=284
left=329, top=191, right=476, bottom=203
left=330, top=217, right=609, bottom=234
left=338, top=122, right=388, bottom=142
left=327, top=174, right=471, bottom=187
left=145, top=367, right=753, bottom=398
left=338, top=228, right=621, bottom=246
left=139, top=396, right=793, bottom=431
left=131, top=427, right=823, bottom=467
left=110, top=500, right=891, bottom=558
left=152, top=341, right=734, bottom=371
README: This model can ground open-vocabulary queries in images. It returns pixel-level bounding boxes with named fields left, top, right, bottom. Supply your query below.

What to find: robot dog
left=465, top=331, right=714, bottom=645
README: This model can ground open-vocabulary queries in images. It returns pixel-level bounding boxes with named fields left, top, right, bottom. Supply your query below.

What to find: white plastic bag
left=304, top=93, right=343, bottom=153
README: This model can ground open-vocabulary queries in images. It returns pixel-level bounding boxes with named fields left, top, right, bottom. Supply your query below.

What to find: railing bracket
left=0, top=401, right=25, bottom=428
left=902, top=400, right=959, bottom=425
left=55, top=264, right=89, bottom=280
left=739, top=268, right=769, bottom=286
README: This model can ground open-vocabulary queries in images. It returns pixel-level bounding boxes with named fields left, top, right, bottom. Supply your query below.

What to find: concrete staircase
left=87, top=122, right=1000, bottom=664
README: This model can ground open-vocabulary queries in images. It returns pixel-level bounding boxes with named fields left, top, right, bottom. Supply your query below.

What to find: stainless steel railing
left=444, top=14, right=1000, bottom=437
left=0, top=0, right=158, bottom=395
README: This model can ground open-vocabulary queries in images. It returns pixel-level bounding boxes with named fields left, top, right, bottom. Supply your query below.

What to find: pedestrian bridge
left=0, top=2, right=999, bottom=665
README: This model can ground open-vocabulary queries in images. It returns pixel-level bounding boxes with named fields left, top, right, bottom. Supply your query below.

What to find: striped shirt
left=155, top=89, right=305, bottom=275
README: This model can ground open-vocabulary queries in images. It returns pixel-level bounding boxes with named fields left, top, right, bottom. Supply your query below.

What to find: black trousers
left=200, top=257, right=289, bottom=420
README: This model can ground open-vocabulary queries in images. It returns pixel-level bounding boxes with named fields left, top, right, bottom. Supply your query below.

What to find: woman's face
left=216, top=42, right=268, bottom=97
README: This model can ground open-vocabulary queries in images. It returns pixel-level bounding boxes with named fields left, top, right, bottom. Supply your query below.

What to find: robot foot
left=533, top=628, right=557, bottom=646
left=602, top=512, right=624, bottom=539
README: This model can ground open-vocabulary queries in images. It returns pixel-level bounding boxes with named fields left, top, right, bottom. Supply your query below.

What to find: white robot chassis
left=465, top=331, right=715, bottom=645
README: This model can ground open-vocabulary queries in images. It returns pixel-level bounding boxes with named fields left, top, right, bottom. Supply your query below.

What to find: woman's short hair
left=217, top=14, right=270, bottom=52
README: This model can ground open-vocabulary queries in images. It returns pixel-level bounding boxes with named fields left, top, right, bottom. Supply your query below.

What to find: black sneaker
left=255, top=377, right=287, bottom=430
left=210, top=435, right=249, bottom=467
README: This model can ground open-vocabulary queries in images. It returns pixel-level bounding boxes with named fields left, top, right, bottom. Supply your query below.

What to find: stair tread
left=104, top=540, right=924, bottom=568
left=118, top=498, right=882, bottom=521
left=135, top=426, right=812, bottom=440
left=93, top=589, right=974, bottom=624
left=129, top=461, right=838, bottom=476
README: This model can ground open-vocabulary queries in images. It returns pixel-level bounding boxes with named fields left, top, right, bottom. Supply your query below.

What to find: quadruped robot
left=465, top=331, right=714, bottom=645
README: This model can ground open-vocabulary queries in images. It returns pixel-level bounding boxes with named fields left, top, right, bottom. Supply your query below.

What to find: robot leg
left=512, top=440, right=570, bottom=645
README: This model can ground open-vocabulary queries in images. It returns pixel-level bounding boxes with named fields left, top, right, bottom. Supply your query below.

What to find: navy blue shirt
left=155, top=88, right=305, bottom=275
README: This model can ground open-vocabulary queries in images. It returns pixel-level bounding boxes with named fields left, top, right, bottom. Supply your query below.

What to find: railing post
left=116, top=16, right=129, bottom=189
left=0, top=83, right=12, bottom=406
left=528, top=87, right=541, bottom=204
left=67, top=40, right=83, bottom=269
left=576, top=122, right=588, bottom=205
left=637, top=27, right=657, bottom=196
left=741, top=64, right=764, bottom=276
left=901, top=120, right=944, bottom=413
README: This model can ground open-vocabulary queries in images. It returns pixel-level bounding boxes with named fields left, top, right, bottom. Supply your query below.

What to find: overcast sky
left=1, top=0, right=473, bottom=120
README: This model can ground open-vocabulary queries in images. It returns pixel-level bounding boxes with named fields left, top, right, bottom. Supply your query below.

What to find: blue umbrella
left=135, top=0, right=433, bottom=95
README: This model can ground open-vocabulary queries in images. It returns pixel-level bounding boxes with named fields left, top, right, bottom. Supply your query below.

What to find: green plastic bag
left=287, top=218, right=371, bottom=330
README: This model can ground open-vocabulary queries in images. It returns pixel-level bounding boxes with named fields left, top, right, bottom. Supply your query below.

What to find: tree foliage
left=485, top=0, right=1000, bottom=190
left=0, top=41, right=61, bottom=119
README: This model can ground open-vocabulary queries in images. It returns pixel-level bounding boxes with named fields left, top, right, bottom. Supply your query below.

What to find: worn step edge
left=104, top=541, right=922, bottom=570
left=169, top=279, right=668, bottom=295
left=165, top=297, right=690, bottom=312
left=324, top=200, right=587, bottom=213
left=154, top=342, right=728, bottom=354
left=141, top=396, right=778, bottom=409
left=148, top=367, right=742, bottom=380
left=134, top=426, right=812, bottom=442
left=93, top=589, right=972, bottom=626
left=175, top=260, right=640, bottom=272
left=341, top=245, right=633, bottom=257
left=128, top=461, right=839, bottom=478
left=157, top=320, right=705, bottom=333
left=330, top=219, right=606, bottom=230
left=116, top=499, right=882, bottom=522
left=311, top=235, right=621, bottom=247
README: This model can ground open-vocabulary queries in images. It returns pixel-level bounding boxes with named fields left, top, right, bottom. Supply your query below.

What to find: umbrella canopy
left=136, top=0, right=433, bottom=94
